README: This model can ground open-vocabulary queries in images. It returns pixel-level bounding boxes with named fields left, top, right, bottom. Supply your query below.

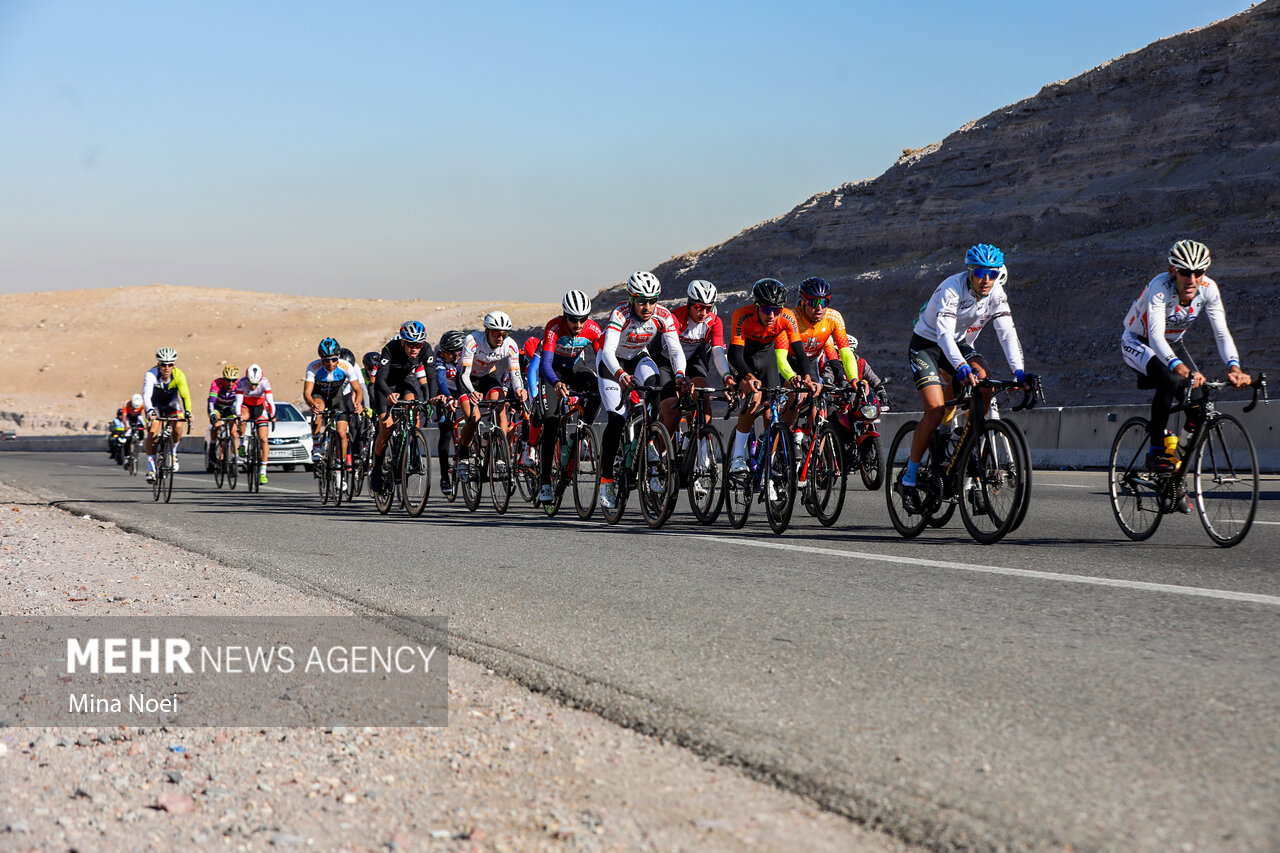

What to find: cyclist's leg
left=596, top=356, right=631, bottom=484
left=907, top=336, right=949, bottom=471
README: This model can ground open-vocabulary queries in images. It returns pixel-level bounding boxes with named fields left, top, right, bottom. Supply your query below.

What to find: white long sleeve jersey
left=599, top=301, right=685, bottom=379
left=1121, top=273, right=1239, bottom=369
left=913, top=272, right=1024, bottom=373
left=459, top=332, right=522, bottom=394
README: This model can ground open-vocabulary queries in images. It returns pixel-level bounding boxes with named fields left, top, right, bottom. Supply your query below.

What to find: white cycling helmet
left=1168, top=239, right=1211, bottom=271
left=130, top=393, right=144, bottom=408
left=483, top=310, right=513, bottom=332
left=686, top=280, right=717, bottom=304
left=847, top=335, right=859, bottom=351
left=155, top=346, right=177, bottom=364
left=246, top=364, right=263, bottom=384
left=561, top=290, right=591, bottom=319
left=626, top=271, right=661, bottom=300
left=995, top=265, right=1008, bottom=288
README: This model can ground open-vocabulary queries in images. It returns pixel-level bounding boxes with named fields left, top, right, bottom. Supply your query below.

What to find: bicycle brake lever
left=1243, top=372, right=1267, bottom=413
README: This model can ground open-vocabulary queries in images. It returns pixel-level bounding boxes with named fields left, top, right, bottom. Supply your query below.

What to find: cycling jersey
left=729, top=306, right=800, bottom=348
left=1121, top=273, right=1239, bottom=369
left=794, top=307, right=857, bottom=382
left=305, top=358, right=362, bottom=398
left=460, top=331, right=523, bottom=394
left=122, top=401, right=147, bottom=427
left=664, top=304, right=732, bottom=381
left=540, top=317, right=604, bottom=384
left=375, top=340, right=431, bottom=398
left=207, top=377, right=238, bottom=415
left=142, top=367, right=192, bottom=415
left=234, top=376, right=276, bottom=417
left=599, top=301, right=685, bottom=380
left=912, top=272, right=1025, bottom=373
left=433, top=349, right=460, bottom=396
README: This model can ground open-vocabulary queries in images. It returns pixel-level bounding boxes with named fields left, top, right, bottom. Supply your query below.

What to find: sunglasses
left=757, top=305, right=783, bottom=315
left=403, top=341, right=424, bottom=349
left=321, top=357, right=339, bottom=364
left=689, top=302, right=713, bottom=311
left=971, top=267, right=1001, bottom=280
left=1175, top=268, right=1207, bottom=278
left=631, top=298, right=659, bottom=306
left=803, top=297, right=830, bottom=309
left=565, top=314, right=588, bottom=324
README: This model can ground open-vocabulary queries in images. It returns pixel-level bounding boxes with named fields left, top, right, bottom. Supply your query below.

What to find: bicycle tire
left=885, top=420, right=930, bottom=538
left=808, top=424, right=846, bottom=527
left=163, top=446, right=175, bottom=503
left=489, top=430, right=513, bottom=515
left=640, top=422, right=676, bottom=529
left=401, top=426, right=431, bottom=517
left=600, top=434, right=628, bottom=525
left=151, top=434, right=167, bottom=502
left=858, top=434, right=885, bottom=491
left=1003, top=420, right=1033, bottom=532
left=543, top=435, right=565, bottom=517
left=442, top=457, right=458, bottom=503
left=959, top=419, right=1026, bottom=545
left=225, top=438, right=238, bottom=490
left=1193, top=413, right=1258, bottom=547
left=763, top=423, right=796, bottom=535
left=318, top=438, right=334, bottom=505
left=213, top=435, right=226, bottom=489
left=1108, top=416, right=1162, bottom=541
left=461, top=440, right=483, bottom=512
left=246, top=436, right=260, bottom=494
left=724, top=433, right=754, bottom=529
left=373, top=456, right=396, bottom=515
left=572, top=424, right=599, bottom=520
left=330, top=433, right=348, bottom=507
left=687, top=426, right=725, bottom=525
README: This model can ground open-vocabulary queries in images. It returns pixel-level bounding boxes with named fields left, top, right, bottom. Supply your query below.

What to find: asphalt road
left=3, top=451, right=1278, bottom=852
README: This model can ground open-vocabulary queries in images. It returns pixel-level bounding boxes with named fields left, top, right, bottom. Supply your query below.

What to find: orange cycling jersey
left=793, top=307, right=852, bottom=358
left=729, top=306, right=801, bottom=349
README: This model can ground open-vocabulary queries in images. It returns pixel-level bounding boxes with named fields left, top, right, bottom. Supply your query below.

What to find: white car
left=204, top=401, right=314, bottom=472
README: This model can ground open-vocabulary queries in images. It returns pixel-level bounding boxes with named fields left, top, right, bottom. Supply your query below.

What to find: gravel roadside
left=0, top=479, right=915, bottom=852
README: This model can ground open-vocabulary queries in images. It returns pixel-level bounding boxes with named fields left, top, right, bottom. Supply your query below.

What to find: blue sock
left=902, top=460, right=920, bottom=487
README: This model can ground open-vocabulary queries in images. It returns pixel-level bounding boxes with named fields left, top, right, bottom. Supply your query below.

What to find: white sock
left=732, top=429, right=749, bottom=458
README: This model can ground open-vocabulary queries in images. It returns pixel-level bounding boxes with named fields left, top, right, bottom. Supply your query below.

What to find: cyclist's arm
left=729, top=342, right=750, bottom=378
left=459, top=339, right=478, bottom=395
left=933, top=292, right=969, bottom=372
left=175, top=369, right=192, bottom=415
left=989, top=303, right=1026, bottom=374
left=1203, top=284, right=1241, bottom=370
left=207, top=384, right=219, bottom=418
left=141, top=371, right=159, bottom=413
left=527, top=351, right=541, bottom=396
left=1143, top=289, right=1182, bottom=369
left=418, top=354, right=438, bottom=398
left=600, top=322, right=624, bottom=380
left=303, top=379, right=318, bottom=408
left=659, top=322, right=687, bottom=379
left=540, top=326, right=561, bottom=385
left=506, top=346, right=524, bottom=393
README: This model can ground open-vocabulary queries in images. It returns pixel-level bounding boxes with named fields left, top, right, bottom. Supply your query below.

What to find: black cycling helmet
left=797, top=276, right=831, bottom=301
left=362, top=351, right=381, bottom=371
left=339, top=347, right=356, bottom=364
left=439, top=329, right=466, bottom=353
left=752, top=278, right=787, bottom=307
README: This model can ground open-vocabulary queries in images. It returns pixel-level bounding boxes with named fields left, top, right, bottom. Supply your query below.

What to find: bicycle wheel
left=724, top=434, right=754, bottom=529
left=318, top=440, right=334, bottom=505
left=639, top=422, right=676, bottom=529
left=163, top=445, right=175, bottom=502
left=601, top=436, right=628, bottom=525
left=960, top=420, right=1027, bottom=545
left=488, top=431, right=513, bottom=515
left=401, top=426, right=431, bottom=517
left=246, top=438, right=260, bottom=493
left=213, top=436, right=226, bottom=489
left=332, top=434, right=351, bottom=508
left=373, top=452, right=396, bottom=515
left=763, top=424, right=797, bottom=535
left=442, top=456, right=458, bottom=503
left=687, top=426, right=725, bottom=525
left=885, top=420, right=930, bottom=538
left=1003, top=420, right=1033, bottom=532
left=515, top=439, right=538, bottom=504
left=543, top=436, right=565, bottom=518
left=1193, top=413, right=1258, bottom=547
left=572, top=424, right=599, bottom=520
left=858, top=434, right=885, bottom=491
left=151, top=438, right=166, bottom=502
left=1108, top=416, right=1163, bottom=541
left=225, top=439, right=238, bottom=490
left=461, top=441, right=483, bottom=512
left=807, top=424, right=846, bottom=527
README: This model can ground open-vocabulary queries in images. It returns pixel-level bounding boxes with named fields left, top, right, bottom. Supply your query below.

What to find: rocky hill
left=613, top=0, right=1280, bottom=406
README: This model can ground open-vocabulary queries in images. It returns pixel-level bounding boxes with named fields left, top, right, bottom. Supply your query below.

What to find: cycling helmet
left=965, top=243, right=1004, bottom=268
left=362, top=351, right=381, bottom=371
left=131, top=393, right=144, bottom=409
left=317, top=337, right=341, bottom=358
left=847, top=335, right=859, bottom=351
left=155, top=346, right=178, bottom=364
left=399, top=320, right=428, bottom=343
left=797, top=276, right=831, bottom=300
left=246, top=364, right=263, bottom=384
left=626, top=271, right=662, bottom=300
left=439, top=329, right=466, bottom=353
left=339, top=347, right=356, bottom=364
left=222, top=364, right=240, bottom=380
left=752, top=278, right=787, bottom=307
left=562, top=290, right=591, bottom=319
left=686, top=280, right=718, bottom=304
left=116, top=408, right=124, bottom=418
left=1168, top=239, right=1211, bottom=271
left=995, top=265, right=1008, bottom=288
left=483, top=310, right=513, bottom=332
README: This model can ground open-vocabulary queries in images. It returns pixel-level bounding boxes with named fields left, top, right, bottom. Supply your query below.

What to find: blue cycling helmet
left=317, top=337, right=341, bottom=358
left=797, top=276, right=831, bottom=301
left=965, top=243, right=1004, bottom=268
left=399, top=320, right=428, bottom=343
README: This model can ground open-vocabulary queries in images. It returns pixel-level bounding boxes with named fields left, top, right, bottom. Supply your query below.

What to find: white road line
left=668, top=534, right=1280, bottom=607
left=1037, top=483, right=1092, bottom=488
left=172, top=475, right=309, bottom=494
left=1254, top=520, right=1280, bottom=526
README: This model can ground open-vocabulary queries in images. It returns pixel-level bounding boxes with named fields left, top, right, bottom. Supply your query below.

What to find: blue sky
left=0, top=0, right=1255, bottom=302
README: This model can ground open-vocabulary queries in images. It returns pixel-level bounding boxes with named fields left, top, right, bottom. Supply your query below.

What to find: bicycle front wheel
left=885, top=420, right=929, bottom=538
left=959, top=419, right=1028, bottom=545
left=400, top=427, right=431, bottom=516
left=808, top=425, right=846, bottom=527
left=572, top=424, right=599, bottom=520
left=488, top=431, right=513, bottom=515
left=724, top=435, right=753, bottom=529
left=639, top=422, right=676, bottom=529
left=318, top=439, right=335, bottom=505
left=225, top=441, right=238, bottom=490
left=246, top=439, right=260, bottom=493
left=1108, top=416, right=1162, bottom=541
left=687, top=426, right=725, bottom=525
left=461, top=442, right=483, bottom=512
left=858, top=433, right=884, bottom=491
left=213, top=439, right=226, bottom=489
left=763, top=424, right=796, bottom=535
left=1193, top=414, right=1259, bottom=547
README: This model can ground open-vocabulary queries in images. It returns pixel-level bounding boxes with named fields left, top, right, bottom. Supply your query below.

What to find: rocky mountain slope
left=621, top=1, right=1280, bottom=406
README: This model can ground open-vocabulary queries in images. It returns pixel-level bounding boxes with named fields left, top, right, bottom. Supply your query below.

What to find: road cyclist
left=369, top=321, right=434, bottom=495
left=303, top=337, right=365, bottom=483
left=537, top=289, right=604, bottom=504
left=430, top=330, right=466, bottom=498
left=141, top=347, right=192, bottom=484
left=206, top=364, right=241, bottom=473
left=456, top=311, right=527, bottom=490
left=234, top=363, right=277, bottom=487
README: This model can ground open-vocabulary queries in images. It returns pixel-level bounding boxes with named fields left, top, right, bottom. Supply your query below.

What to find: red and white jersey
left=460, top=331, right=523, bottom=391
left=234, top=376, right=275, bottom=415
left=599, top=301, right=685, bottom=378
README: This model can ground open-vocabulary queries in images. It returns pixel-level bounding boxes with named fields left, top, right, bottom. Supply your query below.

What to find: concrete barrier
left=0, top=436, right=207, bottom=454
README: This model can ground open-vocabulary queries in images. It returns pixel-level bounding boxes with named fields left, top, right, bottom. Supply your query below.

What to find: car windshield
left=274, top=404, right=306, bottom=423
